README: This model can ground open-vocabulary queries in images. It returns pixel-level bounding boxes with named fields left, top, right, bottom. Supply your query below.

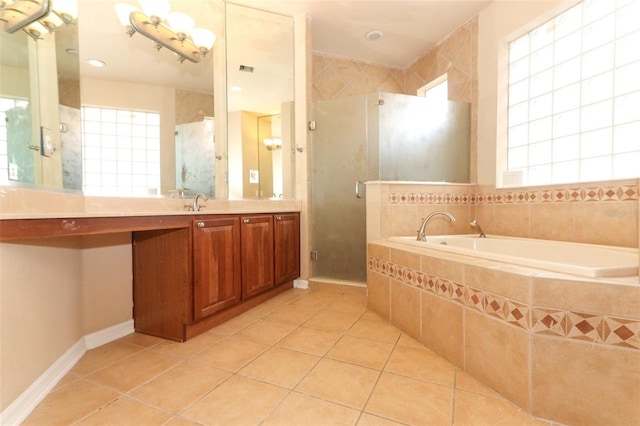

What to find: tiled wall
left=312, top=56, right=404, bottom=101
left=367, top=180, right=640, bottom=249
left=367, top=241, right=640, bottom=424
left=403, top=18, right=478, bottom=181
left=366, top=182, right=476, bottom=241
left=475, top=180, right=640, bottom=248
left=175, top=89, right=215, bottom=126
left=312, top=17, right=478, bottom=182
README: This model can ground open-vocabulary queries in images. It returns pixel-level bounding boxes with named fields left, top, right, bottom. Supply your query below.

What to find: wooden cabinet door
left=241, top=215, right=274, bottom=299
left=133, top=228, right=191, bottom=342
left=274, top=213, right=300, bottom=285
left=193, top=217, right=241, bottom=321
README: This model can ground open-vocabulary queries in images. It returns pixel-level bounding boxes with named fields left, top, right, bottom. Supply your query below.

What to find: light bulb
left=138, top=0, right=169, bottom=21
left=191, top=28, right=216, bottom=50
left=52, top=0, right=78, bottom=22
left=115, top=3, right=137, bottom=27
left=166, top=11, right=194, bottom=40
left=24, top=21, right=49, bottom=38
left=40, top=10, right=64, bottom=30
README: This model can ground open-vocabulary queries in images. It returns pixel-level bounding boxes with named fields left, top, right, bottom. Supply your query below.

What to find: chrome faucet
left=193, top=193, right=208, bottom=212
left=417, top=211, right=456, bottom=241
left=470, top=219, right=486, bottom=238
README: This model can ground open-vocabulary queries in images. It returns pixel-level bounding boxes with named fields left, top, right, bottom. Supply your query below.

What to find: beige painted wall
left=0, top=235, right=133, bottom=412
left=0, top=239, right=83, bottom=411
left=80, top=234, right=133, bottom=335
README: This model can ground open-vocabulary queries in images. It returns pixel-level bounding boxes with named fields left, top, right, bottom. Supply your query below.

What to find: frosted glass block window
left=82, top=106, right=160, bottom=195
left=506, top=0, right=640, bottom=186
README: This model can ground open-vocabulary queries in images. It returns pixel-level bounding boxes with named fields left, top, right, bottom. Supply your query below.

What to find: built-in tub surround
left=367, top=240, right=640, bottom=425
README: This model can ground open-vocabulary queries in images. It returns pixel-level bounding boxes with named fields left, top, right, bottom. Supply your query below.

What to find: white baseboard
left=0, top=339, right=86, bottom=426
left=84, top=319, right=134, bottom=349
left=293, top=279, right=309, bottom=289
left=0, top=320, right=134, bottom=425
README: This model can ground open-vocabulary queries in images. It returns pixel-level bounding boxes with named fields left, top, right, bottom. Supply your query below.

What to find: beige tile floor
left=24, top=286, right=552, bottom=425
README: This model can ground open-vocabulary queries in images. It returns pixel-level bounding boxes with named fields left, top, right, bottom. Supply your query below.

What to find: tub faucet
left=417, top=211, right=456, bottom=241
left=470, top=219, right=486, bottom=238
left=193, top=193, right=208, bottom=212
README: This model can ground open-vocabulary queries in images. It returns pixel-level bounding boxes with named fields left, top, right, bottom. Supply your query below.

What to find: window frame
left=497, top=0, right=640, bottom=188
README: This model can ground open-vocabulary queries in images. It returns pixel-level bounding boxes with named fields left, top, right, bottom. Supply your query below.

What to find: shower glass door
left=311, top=94, right=369, bottom=283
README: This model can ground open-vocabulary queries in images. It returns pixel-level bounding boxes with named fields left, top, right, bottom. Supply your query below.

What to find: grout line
left=451, top=370, right=458, bottom=425
left=37, top=288, right=546, bottom=424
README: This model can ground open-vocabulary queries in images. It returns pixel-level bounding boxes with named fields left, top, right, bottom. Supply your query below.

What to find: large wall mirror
left=226, top=3, right=294, bottom=199
left=0, top=0, right=295, bottom=200
left=0, top=1, right=80, bottom=190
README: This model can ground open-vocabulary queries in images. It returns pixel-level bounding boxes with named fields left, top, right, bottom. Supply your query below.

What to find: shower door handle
left=355, top=181, right=363, bottom=198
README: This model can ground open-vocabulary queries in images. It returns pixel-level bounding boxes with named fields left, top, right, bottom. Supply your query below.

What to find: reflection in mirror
left=0, top=1, right=80, bottom=190
left=226, top=3, right=294, bottom=199
left=78, top=0, right=223, bottom=198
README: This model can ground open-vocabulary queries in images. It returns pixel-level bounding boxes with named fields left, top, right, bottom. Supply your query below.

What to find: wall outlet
left=8, top=163, right=18, bottom=180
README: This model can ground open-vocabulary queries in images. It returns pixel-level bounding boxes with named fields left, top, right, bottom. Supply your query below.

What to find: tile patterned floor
left=23, top=287, right=551, bottom=425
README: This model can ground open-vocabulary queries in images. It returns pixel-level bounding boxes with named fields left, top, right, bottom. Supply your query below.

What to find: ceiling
left=232, top=0, right=492, bottom=69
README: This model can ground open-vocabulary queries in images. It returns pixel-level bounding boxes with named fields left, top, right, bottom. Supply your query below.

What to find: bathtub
left=388, top=235, right=639, bottom=278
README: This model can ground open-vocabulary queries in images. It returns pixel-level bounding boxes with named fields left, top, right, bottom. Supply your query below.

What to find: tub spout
left=417, top=211, right=456, bottom=242
left=470, top=219, right=486, bottom=238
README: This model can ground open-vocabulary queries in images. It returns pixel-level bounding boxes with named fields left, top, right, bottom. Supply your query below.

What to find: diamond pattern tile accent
left=368, top=255, right=639, bottom=350
left=530, top=308, right=566, bottom=337
left=472, top=183, right=638, bottom=205
left=603, top=317, right=640, bottom=349
left=465, top=287, right=485, bottom=312
left=450, top=282, right=466, bottom=304
left=565, top=312, right=603, bottom=343
left=484, top=293, right=506, bottom=320
left=503, top=300, right=529, bottom=330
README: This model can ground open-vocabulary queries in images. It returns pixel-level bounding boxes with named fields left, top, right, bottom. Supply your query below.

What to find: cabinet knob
left=243, top=218, right=250, bottom=224
left=197, top=221, right=205, bottom=228
left=276, top=216, right=283, bottom=221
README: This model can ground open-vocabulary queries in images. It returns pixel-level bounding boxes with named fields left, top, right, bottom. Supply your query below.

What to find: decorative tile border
left=389, top=192, right=475, bottom=204
left=388, top=183, right=639, bottom=205
left=368, top=256, right=640, bottom=350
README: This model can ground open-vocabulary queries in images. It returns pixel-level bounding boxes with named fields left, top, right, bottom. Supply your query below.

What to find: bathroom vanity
left=133, top=212, right=300, bottom=341
left=0, top=209, right=301, bottom=342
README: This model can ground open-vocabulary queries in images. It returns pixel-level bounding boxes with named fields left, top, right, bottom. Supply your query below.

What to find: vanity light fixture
left=0, top=0, right=78, bottom=39
left=263, top=138, right=282, bottom=151
left=114, top=0, right=216, bottom=64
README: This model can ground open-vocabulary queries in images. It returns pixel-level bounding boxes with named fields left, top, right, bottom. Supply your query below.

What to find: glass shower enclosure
left=311, top=92, right=470, bottom=283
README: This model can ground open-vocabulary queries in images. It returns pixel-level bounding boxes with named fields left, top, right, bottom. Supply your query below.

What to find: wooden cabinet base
left=133, top=212, right=300, bottom=342
left=183, top=281, right=293, bottom=340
